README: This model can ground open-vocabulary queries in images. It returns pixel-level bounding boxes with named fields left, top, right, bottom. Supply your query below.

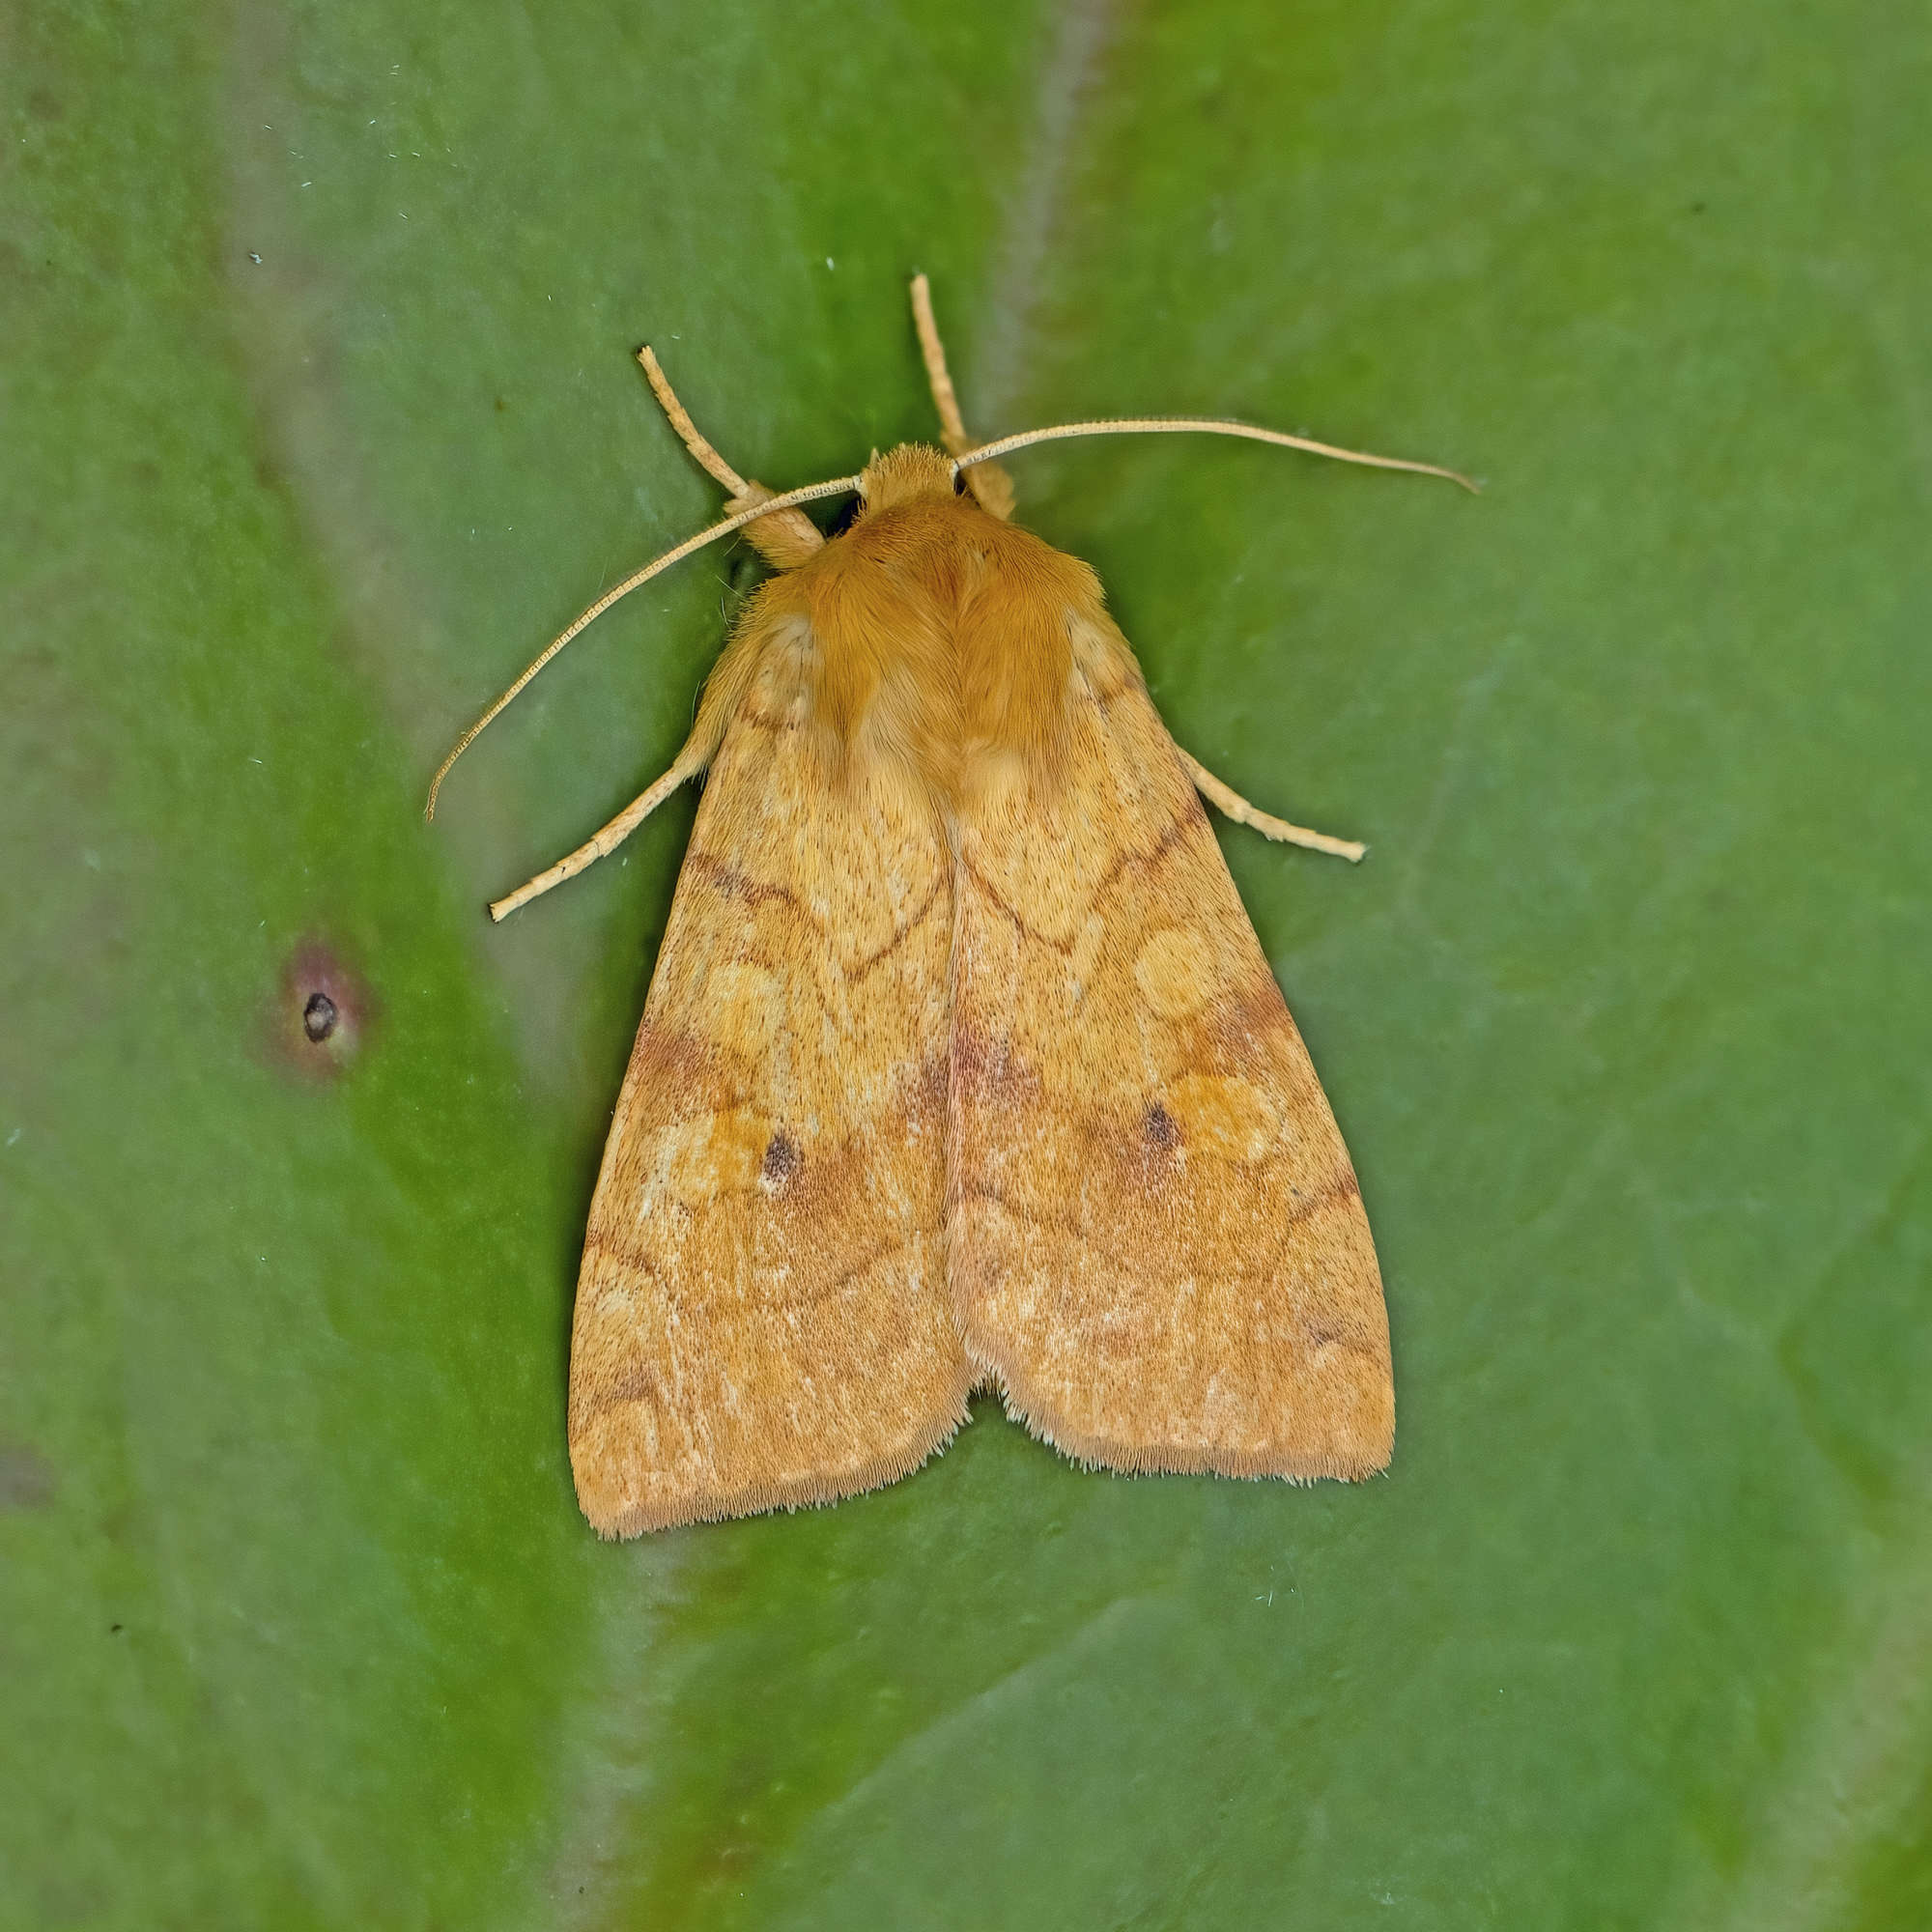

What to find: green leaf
left=6, top=1, right=1928, bottom=1925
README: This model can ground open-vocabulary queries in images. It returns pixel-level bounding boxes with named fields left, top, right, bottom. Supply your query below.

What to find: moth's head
left=852, top=443, right=963, bottom=517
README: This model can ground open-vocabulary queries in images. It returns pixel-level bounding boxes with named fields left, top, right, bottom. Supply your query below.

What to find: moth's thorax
left=747, top=444, right=1118, bottom=804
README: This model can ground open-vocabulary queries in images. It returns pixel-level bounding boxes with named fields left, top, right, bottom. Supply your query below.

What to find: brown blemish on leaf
left=0, top=1442, right=55, bottom=1511
left=267, top=939, right=377, bottom=1081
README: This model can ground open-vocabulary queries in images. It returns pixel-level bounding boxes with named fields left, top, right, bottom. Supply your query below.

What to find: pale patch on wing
left=1166, top=1073, right=1279, bottom=1163
left=1133, top=926, right=1215, bottom=1019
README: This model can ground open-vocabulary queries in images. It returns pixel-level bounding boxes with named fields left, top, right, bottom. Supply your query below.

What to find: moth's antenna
left=636, top=347, right=826, bottom=567
left=424, top=473, right=860, bottom=820
left=908, top=274, right=1015, bottom=519
left=955, top=417, right=1479, bottom=493
left=636, top=347, right=753, bottom=495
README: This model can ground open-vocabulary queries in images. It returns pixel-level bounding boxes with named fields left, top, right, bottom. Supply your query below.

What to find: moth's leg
left=637, top=348, right=822, bottom=569
left=908, top=273, right=1016, bottom=520
left=484, top=752, right=698, bottom=923
left=1180, top=749, right=1367, bottom=863
left=490, top=623, right=766, bottom=920
left=490, top=747, right=702, bottom=921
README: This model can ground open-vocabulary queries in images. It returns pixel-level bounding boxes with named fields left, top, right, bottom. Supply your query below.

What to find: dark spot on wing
left=762, top=1131, right=802, bottom=1187
left=1143, top=1102, right=1179, bottom=1151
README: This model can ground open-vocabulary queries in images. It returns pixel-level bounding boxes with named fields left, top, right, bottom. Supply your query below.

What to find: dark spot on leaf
left=495, top=394, right=507, bottom=412
left=109, top=1623, right=125, bottom=1635
left=1143, top=1102, right=1179, bottom=1151
left=761, top=1132, right=801, bottom=1186
left=267, top=940, right=376, bottom=1081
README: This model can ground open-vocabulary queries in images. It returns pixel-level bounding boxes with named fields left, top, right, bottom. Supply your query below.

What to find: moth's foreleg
left=1179, top=748, right=1367, bottom=863
left=489, top=744, right=707, bottom=921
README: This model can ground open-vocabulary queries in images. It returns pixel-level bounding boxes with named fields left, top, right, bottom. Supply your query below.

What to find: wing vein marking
left=959, top=1165, right=1360, bottom=1269
left=583, top=1227, right=919, bottom=1315
left=683, top=829, right=946, bottom=974
left=957, top=1180, right=1143, bottom=1276
left=953, top=804, right=1199, bottom=955
left=682, top=851, right=828, bottom=929
left=1086, top=797, right=1199, bottom=900
left=848, top=869, right=950, bottom=978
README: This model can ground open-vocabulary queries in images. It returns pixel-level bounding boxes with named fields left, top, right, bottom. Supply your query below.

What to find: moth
left=430, top=279, right=1470, bottom=1535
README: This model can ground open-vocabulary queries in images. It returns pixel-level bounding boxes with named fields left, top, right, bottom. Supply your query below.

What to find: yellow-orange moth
left=428, top=277, right=1472, bottom=1536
